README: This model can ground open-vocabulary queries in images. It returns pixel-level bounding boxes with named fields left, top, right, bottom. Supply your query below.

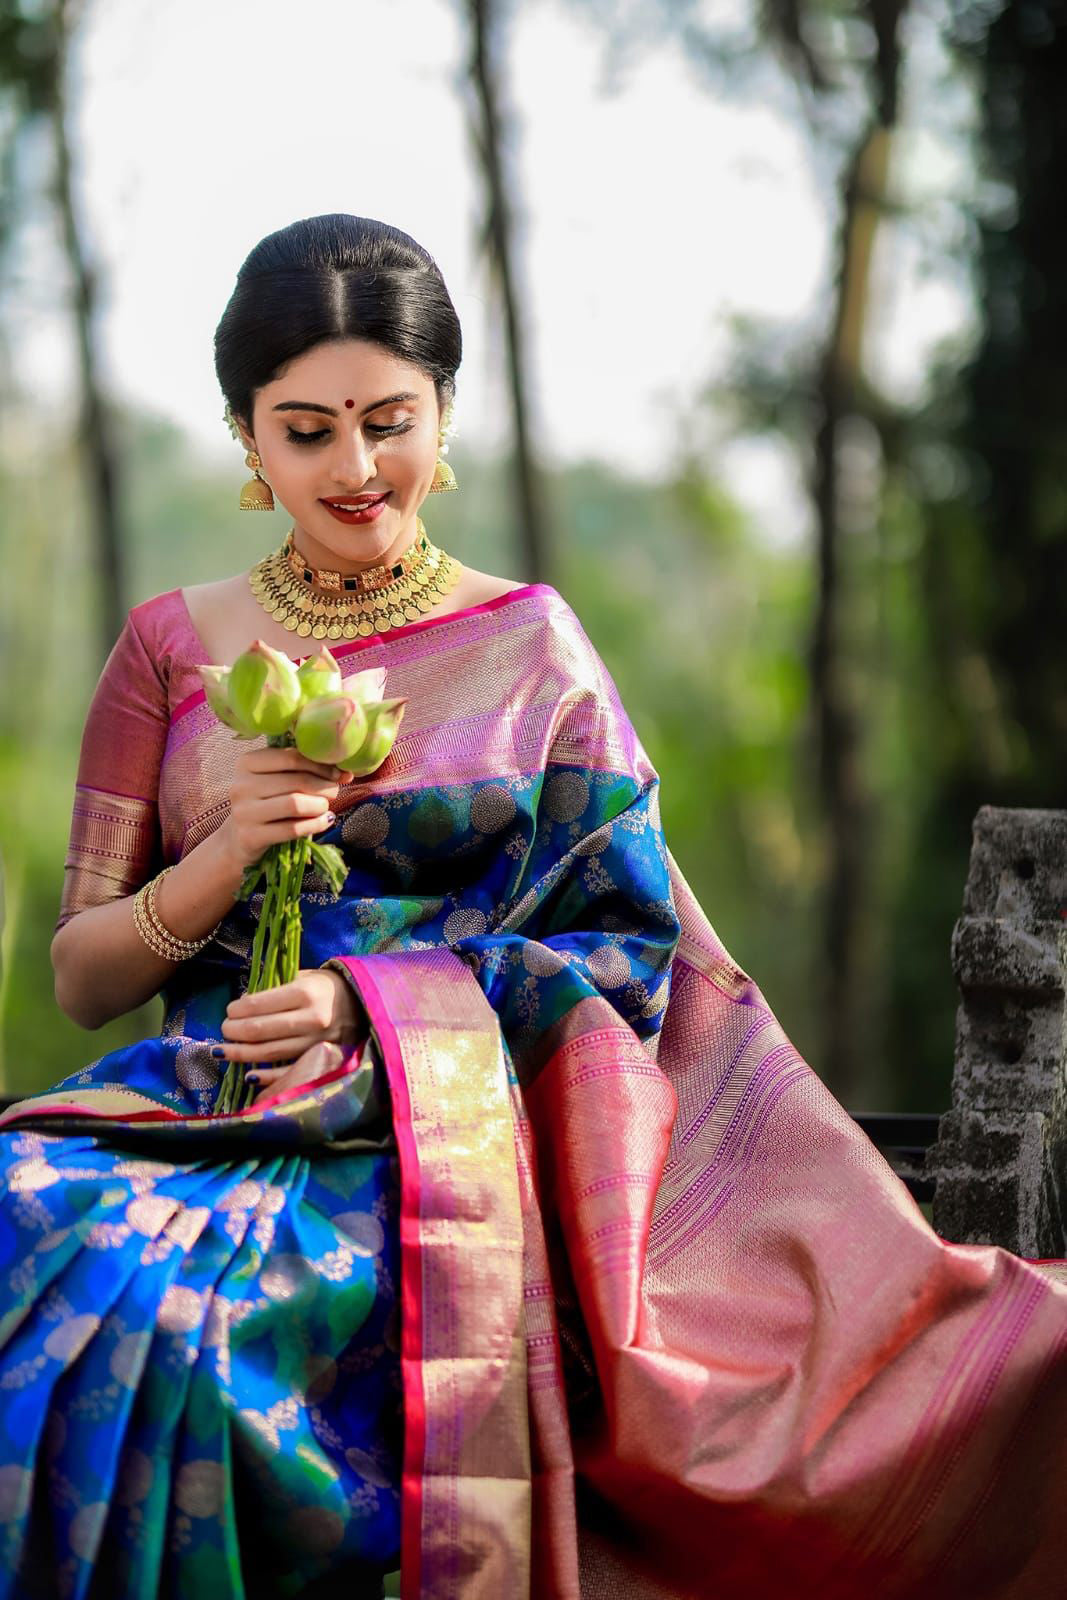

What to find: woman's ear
left=224, top=402, right=256, bottom=453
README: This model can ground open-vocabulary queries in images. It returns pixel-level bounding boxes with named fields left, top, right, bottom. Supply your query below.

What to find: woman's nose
left=329, top=432, right=377, bottom=486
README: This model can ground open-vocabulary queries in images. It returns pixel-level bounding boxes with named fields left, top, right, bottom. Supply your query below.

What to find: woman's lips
left=319, top=494, right=390, bottom=524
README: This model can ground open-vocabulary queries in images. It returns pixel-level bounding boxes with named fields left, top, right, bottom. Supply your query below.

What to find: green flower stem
left=211, top=731, right=334, bottom=1117
left=216, top=1059, right=236, bottom=1115
left=214, top=838, right=306, bottom=1115
left=260, top=846, right=285, bottom=991
left=283, top=836, right=310, bottom=982
left=264, top=840, right=295, bottom=989
left=247, top=848, right=281, bottom=996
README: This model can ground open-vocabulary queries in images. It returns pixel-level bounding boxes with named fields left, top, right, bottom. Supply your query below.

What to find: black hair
left=213, top=213, right=462, bottom=427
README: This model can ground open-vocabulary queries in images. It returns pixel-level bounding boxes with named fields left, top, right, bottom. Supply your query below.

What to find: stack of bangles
left=132, top=865, right=222, bottom=961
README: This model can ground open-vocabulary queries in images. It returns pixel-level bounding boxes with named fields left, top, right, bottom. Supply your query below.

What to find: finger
left=241, top=782, right=340, bottom=807
left=216, top=1032, right=319, bottom=1063
left=242, top=749, right=345, bottom=780
left=227, top=984, right=306, bottom=1018
left=223, top=1010, right=309, bottom=1040
left=245, top=794, right=334, bottom=824
left=250, top=1064, right=304, bottom=1096
left=219, top=1023, right=311, bottom=1055
left=221, top=1022, right=310, bottom=1052
left=253, top=1039, right=342, bottom=1080
left=250, top=1043, right=345, bottom=1101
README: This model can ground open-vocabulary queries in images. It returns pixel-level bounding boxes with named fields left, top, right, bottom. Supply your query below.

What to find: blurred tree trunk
left=50, top=0, right=124, bottom=657
left=807, top=0, right=907, bottom=1102
left=887, top=2, right=1067, bottom=1111
left=958, top=3, right=1067, bottom=792
left=463, top=0, right=549, bottom=580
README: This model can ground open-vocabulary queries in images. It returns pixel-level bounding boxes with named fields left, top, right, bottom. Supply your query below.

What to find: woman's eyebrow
left=271, top=392, right=419, bottom=418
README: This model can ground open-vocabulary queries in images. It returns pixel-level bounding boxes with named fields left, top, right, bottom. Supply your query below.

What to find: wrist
left=323, top=960, right=369, bottom=1039
left=207, top=817, right=255, bottom=891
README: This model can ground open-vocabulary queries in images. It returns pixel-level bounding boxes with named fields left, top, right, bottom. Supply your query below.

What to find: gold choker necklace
left=249, top=517, right=462, bottom=641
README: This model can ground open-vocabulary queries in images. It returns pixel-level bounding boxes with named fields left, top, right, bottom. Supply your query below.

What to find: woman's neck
left=289, top=514, right=422, bottom=580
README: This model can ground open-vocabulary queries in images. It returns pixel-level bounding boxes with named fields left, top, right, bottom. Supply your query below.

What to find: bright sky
left=10, top=0, right=971, bottom=549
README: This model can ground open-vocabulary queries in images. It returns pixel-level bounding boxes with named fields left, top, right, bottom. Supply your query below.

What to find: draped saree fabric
left=1, top=582, right=1065, bottom=1598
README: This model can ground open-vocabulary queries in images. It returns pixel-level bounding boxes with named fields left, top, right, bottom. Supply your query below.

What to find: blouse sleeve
left=54, top=604, right=170, bottom=933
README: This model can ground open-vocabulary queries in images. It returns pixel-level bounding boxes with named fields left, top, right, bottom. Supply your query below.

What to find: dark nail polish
left=211, top=1046, right=226, bottom=1058
left=246, top=1072, right=260, bottom=1084
left=324, top=811, right=336, bottom=826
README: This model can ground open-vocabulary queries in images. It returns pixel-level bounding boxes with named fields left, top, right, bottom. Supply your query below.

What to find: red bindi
left=344, top=398, right=355, bottom=408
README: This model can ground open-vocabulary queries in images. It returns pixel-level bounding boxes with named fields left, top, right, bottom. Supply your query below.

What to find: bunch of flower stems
left=213, top=736, right=345, bottom=1114
left=199, top=640, right=404, bottom=1116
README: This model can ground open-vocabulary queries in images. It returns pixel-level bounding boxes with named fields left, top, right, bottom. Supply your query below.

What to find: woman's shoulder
left=446, top=566, right=528, bottom=612
left=126, top=584, right=199, bottom=635
left=118, top=586, right=218, bottom=711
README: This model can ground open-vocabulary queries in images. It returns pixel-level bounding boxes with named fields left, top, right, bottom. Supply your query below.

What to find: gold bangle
left=146, top=867, right=211, bottom=951
left=132, top=882, right=184, bottom=961
left=132, top=867, right=221, bottom=962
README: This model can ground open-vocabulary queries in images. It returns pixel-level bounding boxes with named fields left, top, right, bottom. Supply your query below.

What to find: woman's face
left=240, top=337, right=442, bottom=573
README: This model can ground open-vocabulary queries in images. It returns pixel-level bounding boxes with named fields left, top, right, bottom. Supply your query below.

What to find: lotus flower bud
left=293, top=694, right=369, bottom=766
left=344, top=697, right=407, bottom=778
left=198, top=664, right=249, bottom=734
left=339, top=667, right=388, bottom=705
left=297, top=647, right=343, bottom=704
left=227, top=640, right=302, bottom=737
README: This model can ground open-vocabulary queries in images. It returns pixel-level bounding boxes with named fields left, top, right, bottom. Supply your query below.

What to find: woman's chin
left=305, top=509, right=413, bottom=566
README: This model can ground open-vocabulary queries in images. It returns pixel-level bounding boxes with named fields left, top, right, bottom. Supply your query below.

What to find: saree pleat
left=2, top=582, right=1065, bottom=1598
left=0, top=1118, right=403, bottom=1598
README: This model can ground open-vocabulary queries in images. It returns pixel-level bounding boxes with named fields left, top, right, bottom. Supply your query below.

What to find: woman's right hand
left=219, top=745, right=353, bottom=872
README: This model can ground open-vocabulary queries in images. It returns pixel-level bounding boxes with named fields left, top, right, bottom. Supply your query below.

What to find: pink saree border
left=168, top=582, right=555, bottom=724
left=334, top=958, right=428, bottom=1596
left=328, top=949, right=532, bottom=1599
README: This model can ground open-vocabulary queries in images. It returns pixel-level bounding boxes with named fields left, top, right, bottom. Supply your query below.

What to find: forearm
left=51, top=824, right=247, bottom=1031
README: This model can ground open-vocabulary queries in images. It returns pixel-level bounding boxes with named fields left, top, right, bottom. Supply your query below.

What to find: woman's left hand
left=219, top=968, right=366, bottom=1081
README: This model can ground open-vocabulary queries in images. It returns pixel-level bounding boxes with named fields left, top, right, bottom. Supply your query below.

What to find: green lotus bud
left=293, top=693, right=369, bottom=766
left=344, top=697, right=407, bottom=778
left=297, top=647, right=343, bottom=705
left=198, top=664, right=251, bottom=734
left=339, top=667, right=388, bottom=705
left=227, top=639, right=302, bottom=737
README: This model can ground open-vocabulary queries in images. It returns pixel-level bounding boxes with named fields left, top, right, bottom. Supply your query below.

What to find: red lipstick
left=319, top=494, right=390, bottom=525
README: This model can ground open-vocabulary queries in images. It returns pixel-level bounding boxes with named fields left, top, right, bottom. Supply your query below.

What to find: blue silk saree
left=2, top=583, right=1067, bottom=1600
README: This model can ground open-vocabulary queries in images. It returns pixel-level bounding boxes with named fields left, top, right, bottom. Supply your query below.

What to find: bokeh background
left=0, top=0, right=1063, bottom=1108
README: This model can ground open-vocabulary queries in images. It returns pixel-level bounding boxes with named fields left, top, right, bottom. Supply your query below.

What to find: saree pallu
left=2, top=582, right=1066, bottom=1598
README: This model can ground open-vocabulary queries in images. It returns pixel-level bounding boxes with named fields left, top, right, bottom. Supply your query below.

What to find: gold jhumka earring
left=427, top=400, right=458, bottom=493
left=223, top=401, right=276, bottom=511
left=239, top=449, right=275, bottom=511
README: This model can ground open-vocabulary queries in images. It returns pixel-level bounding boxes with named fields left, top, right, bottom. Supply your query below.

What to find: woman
left=0, top=214, right=1065, bottom=1600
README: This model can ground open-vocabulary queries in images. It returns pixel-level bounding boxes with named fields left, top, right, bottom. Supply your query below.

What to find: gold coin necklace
left=248, top=516, right=462, bottom=642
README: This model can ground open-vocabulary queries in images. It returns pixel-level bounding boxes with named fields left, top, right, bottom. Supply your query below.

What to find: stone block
left=960, top=806, right=1067, bottom=923
left=928, top=807, right=1067, bottom=1256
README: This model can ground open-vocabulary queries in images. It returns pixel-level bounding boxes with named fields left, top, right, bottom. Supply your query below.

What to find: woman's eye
left=285, top=421, right=415, bottom=445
